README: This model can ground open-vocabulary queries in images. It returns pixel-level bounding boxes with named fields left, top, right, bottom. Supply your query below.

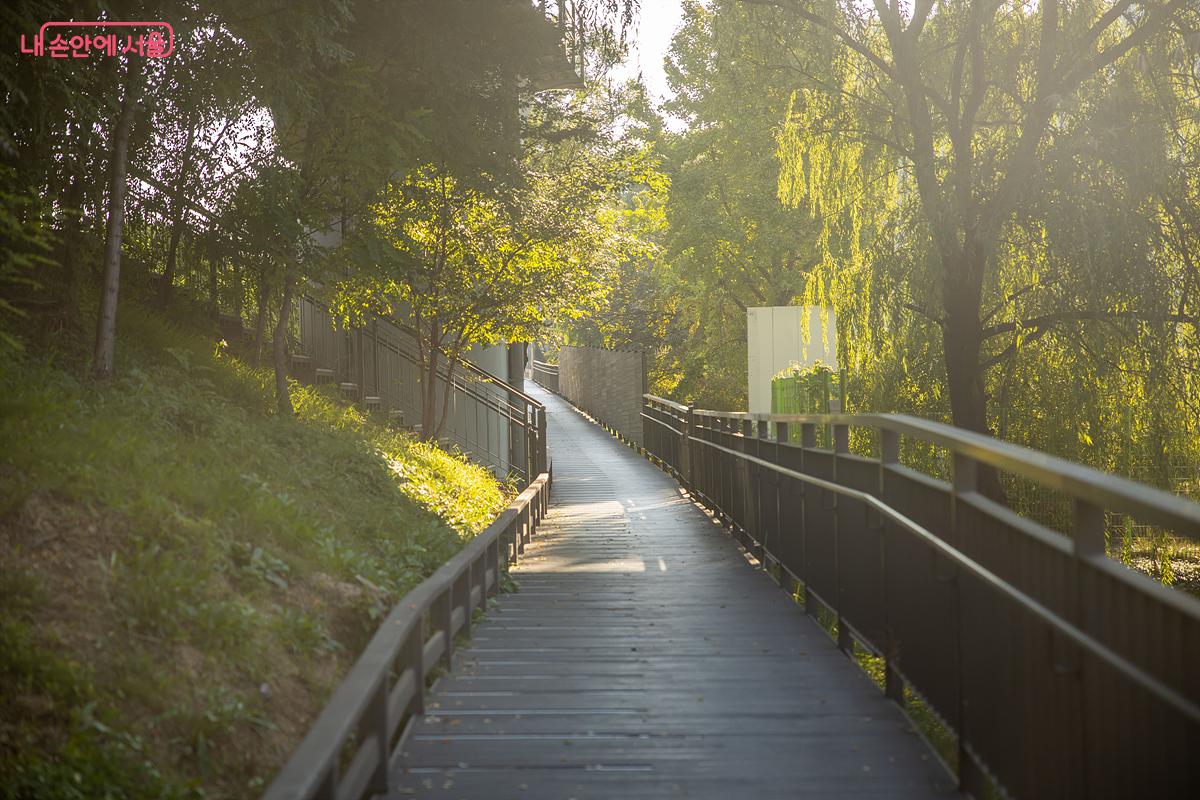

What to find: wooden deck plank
left=387, top=386, right=958, bottom=799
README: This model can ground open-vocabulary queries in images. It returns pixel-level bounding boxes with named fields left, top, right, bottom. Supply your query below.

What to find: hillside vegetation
left=0, top=293, right=507, bottom=799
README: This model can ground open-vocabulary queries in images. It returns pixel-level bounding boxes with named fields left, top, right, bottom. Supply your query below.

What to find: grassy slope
left=0, top=299, right=507, bottom=799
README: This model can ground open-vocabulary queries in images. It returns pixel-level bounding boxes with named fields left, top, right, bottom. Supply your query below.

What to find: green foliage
left=0, top=606, right=197, bottom=800
left=771, top=362, right=843, bottom=422
left=0, top=300, right=505, bottom=797
left=0, top=165, right=55, bottom=352
left=761, top=0, right=1200, bottom=444
left=332, top=96, right=640, bottom=437
left=577, top=0, right=1200, bottom=513
left=566, top=1, right=835, bottom=407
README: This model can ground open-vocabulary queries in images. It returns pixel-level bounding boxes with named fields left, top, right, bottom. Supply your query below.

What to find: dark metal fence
left=295, top=296, right=546, bottom=481
left=530, top=359, right=559, bottom=394
left=641, top=395, right=1200, bottom=799
left=262, top=471, right=551, bottom=800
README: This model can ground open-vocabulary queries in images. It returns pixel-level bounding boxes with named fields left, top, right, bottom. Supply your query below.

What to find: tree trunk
left=233, top=261, right=243, bottom=321
left=91, top=60, right=140, bottom=381
left=57, top=172, right=84, bottom=294
left=431, top=351, right=460, bottom=443
left=158, top=123, right=196, bottom=308
left=941, top=250, right=1009, bottom=501
left=253, top=278, right=269, bottom=365
left=273, top=275, right=295, bottom=415
left=209, top=257, right=220, bottom=320
left=421, top=320, right=441, bottom=441
left=942, top=299, right=987, bottom=435
left=159, top=216, right=185, bottom=307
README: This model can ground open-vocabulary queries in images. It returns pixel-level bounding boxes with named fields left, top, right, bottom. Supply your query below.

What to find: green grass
left=0, top=299, right=507, bottom=798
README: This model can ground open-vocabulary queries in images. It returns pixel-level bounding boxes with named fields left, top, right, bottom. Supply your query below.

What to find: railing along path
left=263, top=473, right=551, bottom=800
left=530, top=359, right=559, bottom=394
left=297, top=295, right=547, bottom=481
left=642, top=395, right=1200, bottom=798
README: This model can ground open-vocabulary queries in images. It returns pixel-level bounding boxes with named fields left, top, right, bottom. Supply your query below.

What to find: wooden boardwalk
left=389, top=387, right=958, bottom=799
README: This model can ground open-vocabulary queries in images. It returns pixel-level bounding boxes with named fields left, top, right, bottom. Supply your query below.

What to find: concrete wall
left=558, top=345, right=645, bottom=445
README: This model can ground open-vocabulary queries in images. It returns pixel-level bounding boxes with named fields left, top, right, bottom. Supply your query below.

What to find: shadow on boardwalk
left=389, top=386, right=959, bottom=799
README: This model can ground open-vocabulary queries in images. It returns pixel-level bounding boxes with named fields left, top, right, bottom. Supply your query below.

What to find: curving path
left=388, top=385, right=958, bottom=799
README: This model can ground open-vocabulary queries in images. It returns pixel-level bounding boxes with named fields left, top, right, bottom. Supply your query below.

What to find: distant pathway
left=388, top=385, right=957, bottom=798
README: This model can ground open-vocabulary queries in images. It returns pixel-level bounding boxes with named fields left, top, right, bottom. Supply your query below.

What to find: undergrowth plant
left=0, top=298, right=507, bottom=799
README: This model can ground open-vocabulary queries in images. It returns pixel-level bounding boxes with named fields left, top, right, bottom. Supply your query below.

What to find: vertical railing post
left=800, top=422, right=816, bottom=613
left=537, top=406, right=548, bottom=478
left=471, top=554, right=482, bottom=614
left=717, top=417, right=728, bottom=523
left=641, top=396, right=650, bottom=455
left=317, top=762, right=338, bottom=800
left=756, top=419, right=770, bottom=561
left=774, top=420, right=788, bottom=582
left=487, top=538, right=500, bottom=596
left=950, top=451, right=983, bottom=795
left=682, top=404, right=695, bottom=489
left=741, top=418, right=754, bottom=546
left=1073, top=497, right=1104, bottom=786
left=361, top=676, right=389, bottom=796
left=833, top=423, right=852, bottom=654
left=433, top=586, right=454, bottom=669
left=724, top=417, right=736, bottom=525
left=879, top=427, right=903, bottom=703
left=457, top=567, right=471, bottom=640
left=513, top=401, right=524, bottom=482
left=404, top=621, right=426, bottom=717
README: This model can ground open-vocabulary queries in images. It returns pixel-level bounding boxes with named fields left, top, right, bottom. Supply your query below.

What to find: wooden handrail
left=262, top=472, right=552, bottom=800
left=640, top=393, right=1200, bottom=797
left=298, top=293, right=548, bottom=479
left=643, top=394, right=1200, bottom=537
left=688, top=431, right=1200, bottom=724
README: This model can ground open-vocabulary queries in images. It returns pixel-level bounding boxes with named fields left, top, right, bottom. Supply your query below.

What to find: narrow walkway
left=389, top=387, right=957, bottom=798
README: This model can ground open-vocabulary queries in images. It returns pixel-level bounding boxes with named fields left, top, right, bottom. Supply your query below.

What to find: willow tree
left=754, top=0, right=1200, bottom=444
left=572, top=2, right=870, bottom=408
left=660, top=1, right=829, bottom=406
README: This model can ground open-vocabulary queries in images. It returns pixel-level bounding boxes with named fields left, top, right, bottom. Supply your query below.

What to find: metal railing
left=262, top=471, right=552, bottom=800
left=296, top=296, right=546, bottom=481
left=641, top=395, right=1200, bottom=799
left=530, top=359, right=559, bottom=394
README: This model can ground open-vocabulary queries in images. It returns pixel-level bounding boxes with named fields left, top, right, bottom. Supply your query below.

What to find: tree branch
left=903, top=300, right=943, bottom=326
left=740, top=0, right=899, bottom=81
left=980, top=277, right=1059, bottom=324
left=1053, top=0, right=1188, bottom=95
left=982, top=309, right=1199, bottom=340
